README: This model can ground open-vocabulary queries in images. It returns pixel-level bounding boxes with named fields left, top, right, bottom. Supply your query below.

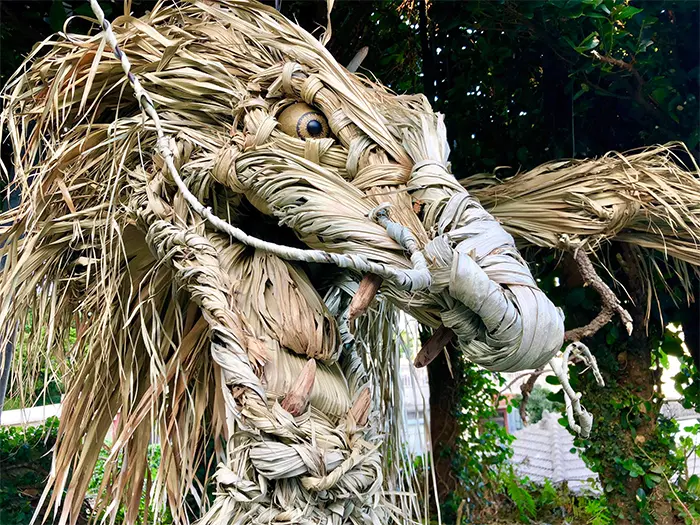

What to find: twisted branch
left=564, top=249, right=633, bottom=342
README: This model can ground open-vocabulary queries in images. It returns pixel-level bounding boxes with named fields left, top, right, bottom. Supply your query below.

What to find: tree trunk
left=427, top=346, right=460, bottom=512
left=579, top=245, right=680, bottom=524
left=418, top=0, right=435, bottom=103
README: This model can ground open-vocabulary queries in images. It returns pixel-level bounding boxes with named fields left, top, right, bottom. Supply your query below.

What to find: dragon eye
left=306, top=119, right=323, bottom=136
left=278, top=102, right=330, bottom=140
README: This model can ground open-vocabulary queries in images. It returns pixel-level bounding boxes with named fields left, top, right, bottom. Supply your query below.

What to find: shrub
left=0, top=417, right=89, bottom=525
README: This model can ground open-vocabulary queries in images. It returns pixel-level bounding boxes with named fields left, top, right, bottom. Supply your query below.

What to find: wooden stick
left=348, top=273, right=383, bottom=322
left=281, top=359, right=316, bottom=416
left=414, top=325, right=455, bottom=368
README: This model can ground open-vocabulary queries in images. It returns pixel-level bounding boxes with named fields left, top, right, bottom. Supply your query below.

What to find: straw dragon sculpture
left=1, top=1, right=699, bottom=524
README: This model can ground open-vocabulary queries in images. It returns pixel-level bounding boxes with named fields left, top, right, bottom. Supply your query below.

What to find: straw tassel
left=347, top=386, right=371, bottom=427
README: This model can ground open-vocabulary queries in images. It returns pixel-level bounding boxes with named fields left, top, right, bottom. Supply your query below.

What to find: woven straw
left=0, top=1, right=698, bottom=523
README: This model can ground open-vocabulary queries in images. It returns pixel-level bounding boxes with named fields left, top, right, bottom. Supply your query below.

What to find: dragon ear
left=278, top=102, right=330, bottom=140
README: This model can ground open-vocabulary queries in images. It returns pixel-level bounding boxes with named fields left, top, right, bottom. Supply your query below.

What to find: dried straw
left=0, top=0, right=698, bottom=523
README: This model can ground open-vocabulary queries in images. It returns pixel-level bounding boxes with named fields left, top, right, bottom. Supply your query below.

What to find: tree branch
left=592, top=50, right=636, bottom=74
left=518, top=366, right=545, bottom=424
left=564, top=249, right=633, bottom=342
left=592, top=50, right=675, bottom=129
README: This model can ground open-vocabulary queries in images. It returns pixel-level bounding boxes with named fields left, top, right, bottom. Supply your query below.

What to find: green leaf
left=637, top=39, right=654, bottom=53
left=575, top=31, right=600, bottom=53
left=545, top=375, right=561, bottom=386
left=643, top=474, right=661, bottom=488
left=562, top=35, right=577, bottom=50
left=662, top=336, right=684, bottom=357
left=688, top=474, right=699, bottom=493
left=617, top=6, right=643, bottom=20
left=49, top=0, right=67, bottom=32
left=506, top=476, right=536, bottom=520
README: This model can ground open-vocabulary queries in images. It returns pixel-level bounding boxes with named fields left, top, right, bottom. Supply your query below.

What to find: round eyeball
left=278, top=103, right=330, bottom=140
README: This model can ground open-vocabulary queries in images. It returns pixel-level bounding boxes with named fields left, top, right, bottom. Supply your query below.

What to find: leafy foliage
left=417, top=0, right=698, bottom=174
left=558, top=320, right=700, bottom=523
left=513, top=385, right=565, bottom=424
left=88, top=445, right=172, bottom=525
left=536, top=251, right=700, bottom=522
left=488, top=467, right=614, bottom=524
left=0, top=418, right=174, bottom=525
left=505, top=472, right=536, bottom=522
left=3, top=317, right=69, bottom=411
left=0, top=418, right=89, bottom=525
left=437, top=357, right=514, bottom=521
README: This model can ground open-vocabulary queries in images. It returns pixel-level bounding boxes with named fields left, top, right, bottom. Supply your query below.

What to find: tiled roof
left=661, top=400, right=700, bottom=421
left=510, top=411, right=600, bottom=494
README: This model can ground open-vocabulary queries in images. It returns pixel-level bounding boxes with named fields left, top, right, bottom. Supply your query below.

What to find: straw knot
left=345, top=136, right=374, bottom=179
left=368, top=203, right=392, bottom=224
left=213, top=146, right=243, bottom=190
left=253, top=115, right=278, bottom=147
left=281, top=62, right=303, bottom=95
left=301, top=75, right=323, bottom=105
left=411, top=159, right=446, bottom=175
left=327, top=109, right=353, bottom=135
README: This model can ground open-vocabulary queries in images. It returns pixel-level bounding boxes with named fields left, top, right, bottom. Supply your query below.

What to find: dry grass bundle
left=467, top=144, right=700, bottom=308
left=0, top=0, right=697, bottom=523
left=467, top=144, right=700, bottom=266
left=0, top=1, right=441, bottom=523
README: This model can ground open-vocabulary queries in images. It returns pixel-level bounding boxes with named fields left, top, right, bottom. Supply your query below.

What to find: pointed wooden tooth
left=414, top=325, right=455, bottom=368
left=348, top=273, right=383, bottom=322
left=281, top=359, right=316, bottom=416
left=348, top=386, right=371, bottom=427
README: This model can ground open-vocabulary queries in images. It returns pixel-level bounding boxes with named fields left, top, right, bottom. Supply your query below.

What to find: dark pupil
left=306, top=119, right=323, bottom=136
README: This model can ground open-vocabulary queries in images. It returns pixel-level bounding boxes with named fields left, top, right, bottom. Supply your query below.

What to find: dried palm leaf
left=467, top=143, right=700, bottom=307
left=467, top=144, right=700, bottom=265
left=2, top=1, right=694, bottom=524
